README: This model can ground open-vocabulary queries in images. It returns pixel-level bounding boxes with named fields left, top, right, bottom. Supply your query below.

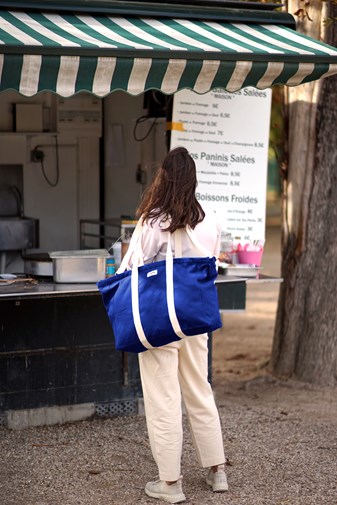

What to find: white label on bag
left=147, top=269, right=158, bottom=278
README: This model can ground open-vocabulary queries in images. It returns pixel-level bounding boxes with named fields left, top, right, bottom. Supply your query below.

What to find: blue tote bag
left=97, top=220, right=222, bottom=353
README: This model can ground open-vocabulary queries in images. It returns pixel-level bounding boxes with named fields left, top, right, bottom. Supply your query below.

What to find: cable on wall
left=133, top=115, right=159, bottom=142
left=31, top=135, right=62, bottom=187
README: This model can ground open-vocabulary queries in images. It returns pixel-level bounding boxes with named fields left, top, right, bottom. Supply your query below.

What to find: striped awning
left=1, top=10, right=337, bottom=97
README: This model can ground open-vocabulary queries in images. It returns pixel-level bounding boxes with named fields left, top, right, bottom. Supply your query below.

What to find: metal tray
left=49, top=249, right=110, bottom=283
left=218, top=263, right=261, bottom=278
left=23, top=252, right=53, bottom=277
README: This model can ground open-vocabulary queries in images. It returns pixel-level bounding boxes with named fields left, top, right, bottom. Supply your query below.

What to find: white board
left=170, top=87, right=272, bottom=242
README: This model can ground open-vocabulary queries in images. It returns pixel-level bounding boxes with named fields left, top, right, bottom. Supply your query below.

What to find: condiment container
left=49, top=249, right=110, bottom=283
left=106, top=256, right=116, bottom=278
left=219, top=232, right=233, bottom=263
left=112, top=241, right=122, bottom=268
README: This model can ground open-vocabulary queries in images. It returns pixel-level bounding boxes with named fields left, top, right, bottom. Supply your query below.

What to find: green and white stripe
left=1, top=10, right=337, bottom=97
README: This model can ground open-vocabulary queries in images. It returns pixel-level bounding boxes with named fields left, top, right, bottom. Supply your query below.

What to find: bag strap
left=130, top=227, right=188, bottom=348
left=166, top=229, right=213, bottom=339
left=174, top=228, right=182, bottom=258
left=165, top=232, right=188, bottom=338
left=184, top=226, right=214, bottom=257
left=131, top=247, right=155, bottom=350
left=125, top=224, right=186, bottom=349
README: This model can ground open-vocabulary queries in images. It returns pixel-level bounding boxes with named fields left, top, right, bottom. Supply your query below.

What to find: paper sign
left=170, top=88, right=272, bottom=241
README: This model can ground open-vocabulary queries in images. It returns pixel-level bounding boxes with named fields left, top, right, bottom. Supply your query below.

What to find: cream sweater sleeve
left=140, top=220, right=168, bottom=264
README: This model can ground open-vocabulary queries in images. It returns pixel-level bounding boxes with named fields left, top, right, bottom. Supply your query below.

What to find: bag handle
left=174, top=228, right=182, bottom=258
left=118, top=218, right=216, bottom=349
left=184, top=226, right=214, bottom=257
left=165, top=232, right=188, bottom=338
left=130, top=226, right=188, bottom=348
left=131, top=244, right=155, bottom=350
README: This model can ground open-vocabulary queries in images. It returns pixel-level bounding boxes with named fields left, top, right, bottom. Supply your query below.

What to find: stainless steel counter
left=0, top=274, right=282, bottom=300
left=0, top=273, right=282, bottom=419
left=0, top=279, right=99, bottom=299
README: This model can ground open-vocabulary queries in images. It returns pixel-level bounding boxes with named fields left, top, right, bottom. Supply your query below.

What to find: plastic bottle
left=231, top=236, right=241, bottom=264
left=219, top=232, right=233, bottom=263
left=106, top=256, right=116, bottom=278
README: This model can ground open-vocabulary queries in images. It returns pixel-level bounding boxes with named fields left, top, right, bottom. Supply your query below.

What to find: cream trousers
left=138, top=334, right=225, bottom=481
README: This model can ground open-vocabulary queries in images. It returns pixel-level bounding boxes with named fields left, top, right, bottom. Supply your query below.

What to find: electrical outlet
left=31, top=148, right=45, bottom=163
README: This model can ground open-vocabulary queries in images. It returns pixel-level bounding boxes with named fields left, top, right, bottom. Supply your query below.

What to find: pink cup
left=237, top=249, right=263, bottom=266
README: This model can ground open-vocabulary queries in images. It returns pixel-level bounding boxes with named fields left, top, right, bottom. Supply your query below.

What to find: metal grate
left=95, top=400, right=137, bottom=417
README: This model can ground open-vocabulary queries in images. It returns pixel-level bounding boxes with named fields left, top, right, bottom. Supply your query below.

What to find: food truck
left=1, top=0, right=337, bottom=428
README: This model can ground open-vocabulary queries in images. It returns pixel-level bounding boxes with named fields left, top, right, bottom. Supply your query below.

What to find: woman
left=136, top=147, right=227, bottom=503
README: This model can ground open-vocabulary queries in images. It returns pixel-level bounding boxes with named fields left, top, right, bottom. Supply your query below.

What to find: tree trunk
left=271, top=0, right=337, bottom=385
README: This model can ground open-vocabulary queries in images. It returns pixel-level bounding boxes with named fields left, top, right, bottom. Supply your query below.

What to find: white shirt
left=140, top=206, right=221, bottom=263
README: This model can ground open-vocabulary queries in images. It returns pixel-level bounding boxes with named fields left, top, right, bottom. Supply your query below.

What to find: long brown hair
left=136, top=147, right=205, bottom=233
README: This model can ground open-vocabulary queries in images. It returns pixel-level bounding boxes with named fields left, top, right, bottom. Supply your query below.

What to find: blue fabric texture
left=97, top=256, right=222, bottom=353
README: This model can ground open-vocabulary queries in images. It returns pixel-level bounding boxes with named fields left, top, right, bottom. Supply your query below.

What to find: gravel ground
left=1, top=376, right=336, bottom=505
left=1, top=225, right=336, bottom=504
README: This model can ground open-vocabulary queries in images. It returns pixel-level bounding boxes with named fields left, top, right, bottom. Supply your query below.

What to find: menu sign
left=170, top=88, right=272, bottom=241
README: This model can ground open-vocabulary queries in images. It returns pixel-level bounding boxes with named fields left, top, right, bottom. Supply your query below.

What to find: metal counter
left=0, top=279, right=100, bottom=299
left=0, top=275, right=282, bottom=424
left=0, top=274, right=281, bottom=300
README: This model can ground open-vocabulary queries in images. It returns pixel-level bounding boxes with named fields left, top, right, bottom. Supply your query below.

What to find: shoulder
left=141, top=216, right=169, bottom=243
left=142, top=212, right=169, bottom=231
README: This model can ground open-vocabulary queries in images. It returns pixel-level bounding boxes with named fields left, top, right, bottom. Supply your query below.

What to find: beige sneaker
left=145, top=476, right=186, bottom=503
left=206, top=465, right=229, bottom=492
